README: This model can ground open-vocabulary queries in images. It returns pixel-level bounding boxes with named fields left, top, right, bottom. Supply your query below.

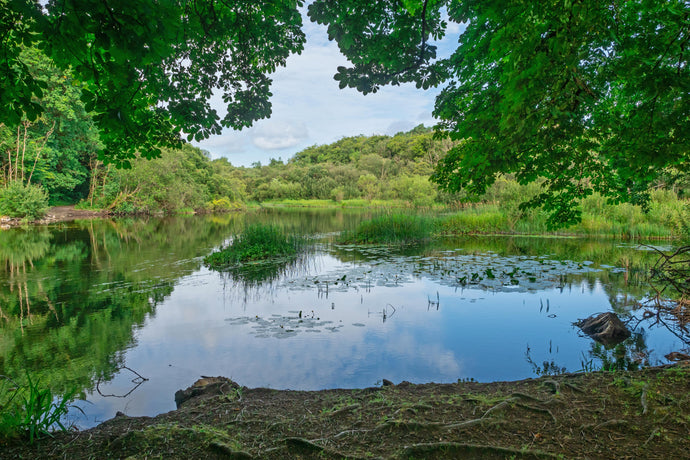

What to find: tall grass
left=204, top=223, right=306, bottom=269
left=0, top=374, right=78, bottom=444
left=439, top=189, right=690, bottom=239
left=254, top=198, right=411, bottom=208
left=339, top=214, right=434, bottom=244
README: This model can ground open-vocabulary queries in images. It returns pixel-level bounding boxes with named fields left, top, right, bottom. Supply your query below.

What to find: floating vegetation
left=278, top=246, right=624, bottom=294
left=225, top=312, right=346, bottom=338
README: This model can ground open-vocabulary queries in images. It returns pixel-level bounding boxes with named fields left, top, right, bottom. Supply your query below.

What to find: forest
left=2, top=46, right=689, bottom=240
left=0, top=49, right=454, bottom=216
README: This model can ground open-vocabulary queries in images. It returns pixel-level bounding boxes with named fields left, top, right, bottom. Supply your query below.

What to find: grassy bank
left=254, top=189, right=689, bottom=240
left=4, top=365, right=689, bottom=459
left=339, top=214, right=435, bottom=244
left=438, top=190, right=689, bottom=239
left=250, top=199, right=413, bottom=209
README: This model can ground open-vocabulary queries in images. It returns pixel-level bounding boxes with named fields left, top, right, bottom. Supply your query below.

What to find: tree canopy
left=2, top=0, right=688, bottom=224
left=2, top=0, right=304, bottom=165
left=309, top=0, right=690, bottom=225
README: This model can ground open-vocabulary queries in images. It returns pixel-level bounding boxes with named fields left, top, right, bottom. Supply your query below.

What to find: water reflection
left=0, top=211, right=686, bottom=429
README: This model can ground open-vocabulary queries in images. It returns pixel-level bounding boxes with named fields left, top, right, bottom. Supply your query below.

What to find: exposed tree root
left=515, top=403, right=557, bottom=423
left=208, top=441, right=254, bottom=459
left=396, top=442, right=562, bottom=459
left=272, top=437, right=368, bottom=459
left=444, top=418, right=507, bottom=430
left=283, top=437, right=324, bottom=452
left=510, top=392, right=555, bottom=405
left=327, top=403, right=361, bottom=417
left=541, top=380, right=560, bottom=394
left=580, top=419, right=629, bottom=431
left=644, top=427, right=660, bottom=446
left=563, top=382, right=585, bottom=393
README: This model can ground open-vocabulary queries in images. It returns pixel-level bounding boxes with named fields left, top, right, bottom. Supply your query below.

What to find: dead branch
left=96, top=366, right=149, bottom=398
left=640, top=383, right=649, bottom=415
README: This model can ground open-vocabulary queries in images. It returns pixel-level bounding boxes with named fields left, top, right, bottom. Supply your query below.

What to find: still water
left=0, top=210, right=686, bottom=428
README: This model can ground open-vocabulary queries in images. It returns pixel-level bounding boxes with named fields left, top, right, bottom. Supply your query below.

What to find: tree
left=4, top=1, right=687, bottom=225
left=309, top=0, right=690, bottom=226
left=1, top=0, right=305, bottom=166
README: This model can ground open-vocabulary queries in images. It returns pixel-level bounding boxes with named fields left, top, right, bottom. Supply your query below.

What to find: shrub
left=206, top=197, right=242, bottom=212
left=0, top=182, right=49, bottom=220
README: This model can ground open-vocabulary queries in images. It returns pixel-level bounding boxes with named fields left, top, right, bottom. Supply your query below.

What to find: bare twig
left=640, top=383, right=649, bottom=415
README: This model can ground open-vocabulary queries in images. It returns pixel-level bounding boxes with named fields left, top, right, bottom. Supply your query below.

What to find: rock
left=665, top=351, right=690, bottom=362
left=381, top=379, right=394, bottom=387
left=576, top=312, right=631, bottom=346
left=174, top=376, right=240, bottom=408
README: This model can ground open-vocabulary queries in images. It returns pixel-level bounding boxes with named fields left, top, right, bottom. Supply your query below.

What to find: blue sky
left=195, top=11, right=463, bottom=167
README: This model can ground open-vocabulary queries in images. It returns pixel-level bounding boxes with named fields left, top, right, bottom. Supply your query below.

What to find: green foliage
left=0, top=48, right=100, bottom=206
left=438, top=184, right=689, bottom=239
left=340, top=214, right=434, bottom=244
left=207, top=197, right=243, bottom=213
left=203, top=224, right=305, bottom=269
left=0, top=182, right=49, bottom=220
left=2, top=1, right=688, bottom=224
left=309, top=0, right=690, bottom=226
left=0, top=374, right=77, bottom=444
left=109, top=145, right=212, bottom=214
left=1, top=0, right=305, bottom=165
left=388, top=175, right=437, bottom=207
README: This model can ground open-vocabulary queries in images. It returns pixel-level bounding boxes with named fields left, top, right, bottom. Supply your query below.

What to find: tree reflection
left=0, top=216, right=230, bottom=396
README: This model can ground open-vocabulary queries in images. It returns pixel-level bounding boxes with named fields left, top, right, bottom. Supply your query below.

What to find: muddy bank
left=3, top=365, right=689, bottom=459
left=0, top=205, right=107, bottom=228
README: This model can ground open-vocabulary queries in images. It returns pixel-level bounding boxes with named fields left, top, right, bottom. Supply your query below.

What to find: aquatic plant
left=204, top=224, right=306, bottom=269
left=339, top=214, right=434, bottom=244
left=0, top=374, right=78, bottom=444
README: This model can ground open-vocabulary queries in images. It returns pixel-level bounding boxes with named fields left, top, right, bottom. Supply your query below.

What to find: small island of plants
left=203, top=223, right=306, bottom=270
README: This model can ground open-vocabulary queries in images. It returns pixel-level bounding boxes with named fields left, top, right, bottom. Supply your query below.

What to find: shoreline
left=4, top=364, right=690, bottom=459
left=1, top=204, right=684, bottom=242
left=0, top=205, right=108, bottom=229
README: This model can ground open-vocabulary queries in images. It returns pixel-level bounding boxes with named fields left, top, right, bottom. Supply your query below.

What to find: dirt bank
left=0, top=205, right=107, bottom=228
left=3, top=365, right=689, bottom=459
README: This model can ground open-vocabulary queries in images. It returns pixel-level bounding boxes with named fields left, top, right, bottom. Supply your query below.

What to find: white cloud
left=195, top=10, right=456, bottom=166
left=250, top=120, right=309, bottom=150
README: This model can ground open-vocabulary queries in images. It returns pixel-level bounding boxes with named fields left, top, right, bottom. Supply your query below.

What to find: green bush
left=0, top=182, right=49, bottom=220
left=207, top=197, right=243, bottom=212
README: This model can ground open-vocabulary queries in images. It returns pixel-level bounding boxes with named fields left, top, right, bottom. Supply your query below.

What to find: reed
left=340, top=214, right=434, bottom=244
left=204, top=223, right=306, bottom=268
left=0, top=374, right=77, bottom=444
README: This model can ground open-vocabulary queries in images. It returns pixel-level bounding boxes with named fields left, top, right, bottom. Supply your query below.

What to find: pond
left=0, top=209, right=687, bottom=429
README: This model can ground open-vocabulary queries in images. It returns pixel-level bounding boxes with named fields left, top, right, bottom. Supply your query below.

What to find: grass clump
left=204, top=223, right=305, bottom=269
left=0, top=374, right=77, bottom=444
left=340, top=214, right=434, bottom=244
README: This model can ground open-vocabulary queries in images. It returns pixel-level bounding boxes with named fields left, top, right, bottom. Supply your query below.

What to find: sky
left=194, top=9, right=463, bottom=167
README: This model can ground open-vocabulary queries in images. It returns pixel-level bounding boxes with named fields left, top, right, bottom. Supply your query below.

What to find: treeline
left=0, top=49, right=459, bottom=217
left=85, top=125, right=457, bottom=214
left=2, top=48, right=690, bottom=235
